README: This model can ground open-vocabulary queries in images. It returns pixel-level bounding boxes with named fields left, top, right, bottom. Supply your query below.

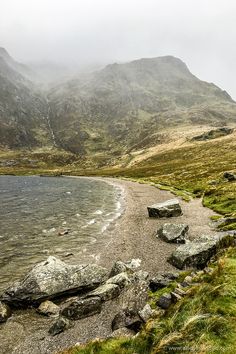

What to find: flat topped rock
left=1, top=256, right=109, bottom=306
left=147, top=199, right=182, bottom=218
left=157, top=223, right=189, bottom=243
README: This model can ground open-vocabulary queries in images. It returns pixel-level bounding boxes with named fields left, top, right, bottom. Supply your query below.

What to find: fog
left=0, top=0, right=236, bottom=98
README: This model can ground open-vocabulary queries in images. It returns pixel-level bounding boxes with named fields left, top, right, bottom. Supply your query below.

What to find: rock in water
left=147, top=199, right=182, bottom=218
left=0, top=301, right=11, bottom=323
left=157, top=223, right=189, bottom=243
left=61, top=296, right=102, bottom=320
left=1, top=256, right=108, bottom=306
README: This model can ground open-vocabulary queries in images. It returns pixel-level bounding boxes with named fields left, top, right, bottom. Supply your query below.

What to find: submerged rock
left=0, top=301, right=11, bottom=323
left=157, top=223, right=189, bottom=243
left=147, top=199, right=182, bottom=218
left=61, top=296, right=102, bottom=320
left=1, top=256, right=108, bottom=306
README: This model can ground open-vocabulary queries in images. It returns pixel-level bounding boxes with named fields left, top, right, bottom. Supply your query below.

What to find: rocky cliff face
left=0, top=49, right=236, bottom=157
left=0, top=50, right=53, bottom=149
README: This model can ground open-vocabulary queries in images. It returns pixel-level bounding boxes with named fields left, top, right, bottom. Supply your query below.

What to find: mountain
left=48, top=56, right=236, bottom=159
left=0, top=49, right=236, bottom=162
left=0, top=49, right=53, bottom=149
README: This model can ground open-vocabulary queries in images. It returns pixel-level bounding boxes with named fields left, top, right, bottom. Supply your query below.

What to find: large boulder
left=0, top=301, right=12, bottom=323
left=157, top=223, right=189, bottom=243
left=1, top=256, right=109, bottom=306
left=147, top=199, right=182, bottom=218
left=61, top=296, right=102, bottom=320
left=169, top=234, right=225, bottom=269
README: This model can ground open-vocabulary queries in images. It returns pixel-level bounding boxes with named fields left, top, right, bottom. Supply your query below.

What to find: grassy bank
left=61, top=248, right=236, bottom=354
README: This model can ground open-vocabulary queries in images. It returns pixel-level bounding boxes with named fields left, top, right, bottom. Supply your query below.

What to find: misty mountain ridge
left=0, top=48, right=236, bottom=163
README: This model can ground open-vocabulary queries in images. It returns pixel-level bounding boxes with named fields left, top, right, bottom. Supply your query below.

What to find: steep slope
left=48, top=56, right=236, bottom=158
left=0, top=49, right=52, bottom=149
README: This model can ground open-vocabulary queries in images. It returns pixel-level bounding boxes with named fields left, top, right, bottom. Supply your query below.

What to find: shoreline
left=0, top=176, right=218, bottom=354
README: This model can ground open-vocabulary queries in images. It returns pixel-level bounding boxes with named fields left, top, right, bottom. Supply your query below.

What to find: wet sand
left=0, top=178, right=217, bottom=354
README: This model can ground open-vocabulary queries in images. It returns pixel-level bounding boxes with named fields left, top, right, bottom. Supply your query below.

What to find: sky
left=0, top=0, right=236, bottom=98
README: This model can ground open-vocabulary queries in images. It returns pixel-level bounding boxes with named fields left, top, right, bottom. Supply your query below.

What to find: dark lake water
left=0, top=176, right=123, bottom=292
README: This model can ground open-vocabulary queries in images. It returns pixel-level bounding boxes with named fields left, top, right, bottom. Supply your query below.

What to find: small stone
left=0, top=301, right=12, bottom=323
left=112, top=308, right=143, bottom=332
left=138, top=304, right=153, bottom=322
left=157, top=293, right=172, bottom=309
left=162, top=272, right=179, bottom=280
left=184, top=276, right=193, bottom=283
left=48, top=317, right=71, bottom=336
left=110, top=259, right=141, bottom=277
left=204, top=267, right=214, bottom=274
left=223, top=172, right=236, bottom=181
left=58, top=228, right=71, bottom=236
left=171, top=292, right=182, bottom=303
left=106, top=272, right=131, bottom=289
left=149, top=276, right=171, bottom=292
left=110, top=327, right=135, bottom=338
left=131, top=270, right=149, bottom=282
left=174, top=288, right=186, bottom=297
left=37, top=300, right=59, bottom=316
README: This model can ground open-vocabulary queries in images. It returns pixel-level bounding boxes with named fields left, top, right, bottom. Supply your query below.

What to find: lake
left=0, top=176, right=123, bottom=292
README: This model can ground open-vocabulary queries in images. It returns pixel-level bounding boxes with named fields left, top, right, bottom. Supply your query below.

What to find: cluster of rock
left=149, top=199, right=236, bottom=270
left=0, top=256, right=154, bottom=338
left=150, top=267, right=214, bottom=311
left=191, top=127, right=234, bottom=141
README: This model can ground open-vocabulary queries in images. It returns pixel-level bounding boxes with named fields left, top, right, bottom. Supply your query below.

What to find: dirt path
left=0, top=178, right=218, bottom=354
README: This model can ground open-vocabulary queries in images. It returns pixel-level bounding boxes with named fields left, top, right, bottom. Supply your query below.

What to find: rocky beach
left=0, top=177, right=230, bottom=354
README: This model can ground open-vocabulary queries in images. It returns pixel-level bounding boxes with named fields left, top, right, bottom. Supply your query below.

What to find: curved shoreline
left=0, top=177, right=218, bottom=354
